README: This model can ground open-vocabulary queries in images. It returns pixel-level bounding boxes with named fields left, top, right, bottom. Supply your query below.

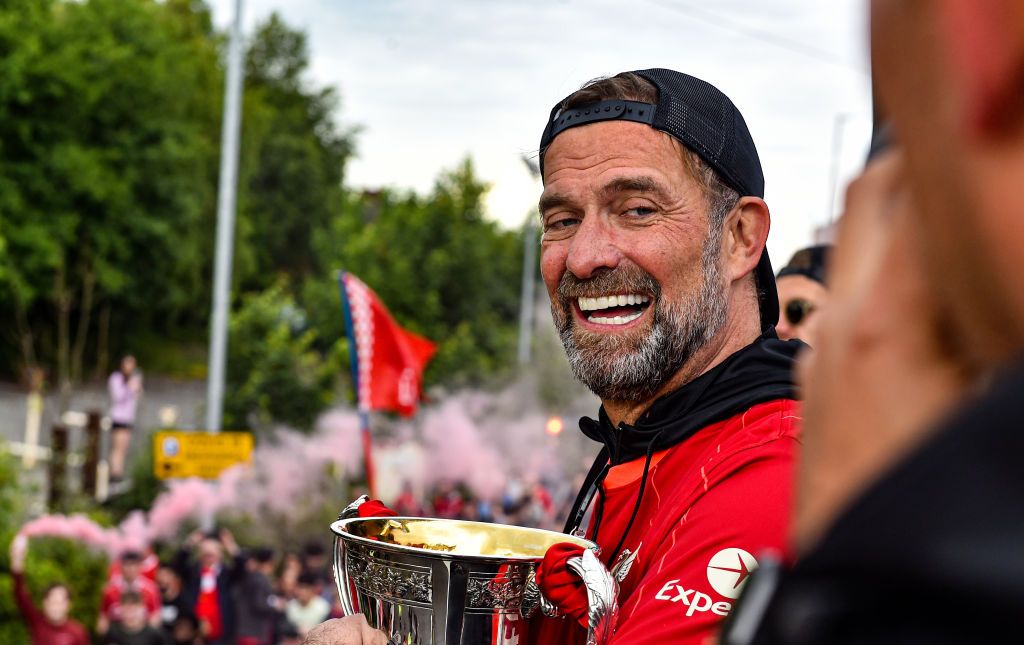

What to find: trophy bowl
left=331, top=515, right=604, bottom=645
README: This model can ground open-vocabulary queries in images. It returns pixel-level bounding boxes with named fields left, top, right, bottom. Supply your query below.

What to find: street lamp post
left=205, top=0, right=245, bottom=433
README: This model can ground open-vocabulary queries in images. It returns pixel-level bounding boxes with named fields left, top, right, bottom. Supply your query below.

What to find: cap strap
left=544, top=100, right=656, bottom=148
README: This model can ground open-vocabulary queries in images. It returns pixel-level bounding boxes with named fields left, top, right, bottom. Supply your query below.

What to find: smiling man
left=527, top=69, right=803, bottom=645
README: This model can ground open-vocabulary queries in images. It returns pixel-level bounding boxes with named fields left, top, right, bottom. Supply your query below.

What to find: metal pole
left=518, top=155, right=543, bottom=367
left=206, top=0, right=245, bottom=433
left=517, top=220, right=538, bottom=365
left=825, top=112, right=850, bottom=224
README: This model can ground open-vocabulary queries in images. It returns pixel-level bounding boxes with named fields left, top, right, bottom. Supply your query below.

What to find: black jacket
left=724, top=362, right=1024, bottom=644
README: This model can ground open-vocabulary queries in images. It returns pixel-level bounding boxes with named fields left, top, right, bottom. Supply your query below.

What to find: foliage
left=224, top=282, right=338, bottom=434
left=0, top=448, right=108, bottom=642
left=236, top=13, right=355, bottom=289
left=314, top=159, right=524, bottom=388
left=0, top=0, right=224, bottom=390
left=102, top=439, right=165, bottom=523
left=0, top=2, right=356, bottom=390
left=0, top=0, right=527, bottom=429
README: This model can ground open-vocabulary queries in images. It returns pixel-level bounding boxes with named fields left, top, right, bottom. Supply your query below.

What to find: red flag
left=342, top=274, right=437, bottom=417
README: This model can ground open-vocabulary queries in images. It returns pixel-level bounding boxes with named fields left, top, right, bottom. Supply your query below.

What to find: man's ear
left=722, top=196, right=770, bottom=283
left=940, top=0, right=1024, bottom=134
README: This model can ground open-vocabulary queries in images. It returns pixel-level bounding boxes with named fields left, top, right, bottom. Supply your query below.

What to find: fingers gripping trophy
left=328, top=496, right=619, bottom=645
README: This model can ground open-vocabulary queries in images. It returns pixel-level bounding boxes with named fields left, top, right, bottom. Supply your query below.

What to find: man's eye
left=544, top=216, right=579, bottom=231
left=624, top=206, right=656, bottom=217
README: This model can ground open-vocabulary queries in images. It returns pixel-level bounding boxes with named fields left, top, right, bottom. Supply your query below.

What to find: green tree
left=0, top=0, right=223, bottom=393
left=234, top=13, right=355, bottom=289
left=224, top=281, right=338, bottom=434
left=312, top=159, right=524, bottom=388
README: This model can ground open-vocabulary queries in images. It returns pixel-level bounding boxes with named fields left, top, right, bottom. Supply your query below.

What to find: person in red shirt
left=306, top=68, right=801, bottom=645
left=525, top=68, right=801, bottom=644
left=9, top=533, right=90, bottom=645
left=98, top=550, right=162, bottom=635
left=174, top=529, right=242, bottom=645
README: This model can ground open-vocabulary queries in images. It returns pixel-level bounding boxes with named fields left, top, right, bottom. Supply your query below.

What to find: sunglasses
left=784, top=299, right=816, bottom=326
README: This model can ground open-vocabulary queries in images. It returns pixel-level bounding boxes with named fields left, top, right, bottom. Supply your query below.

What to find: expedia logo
left=653, top=548, right=759, bottom=618
left=706, top=548, right=758, bottom=599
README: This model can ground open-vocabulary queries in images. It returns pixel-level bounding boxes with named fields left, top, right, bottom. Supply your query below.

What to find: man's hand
left=9, top=534, right=27, bottom=574
left=356, top=499, right=398, bottom=518
left=302, top=615, right=388, bottom=644
left=794, top=151, right=974, bottom=552
left=220, top=528, right=240, bottom=557
left=535, top=542, right=589, bottom=629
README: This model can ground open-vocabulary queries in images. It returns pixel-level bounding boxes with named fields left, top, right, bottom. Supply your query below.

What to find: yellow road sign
left=153, top=430, right=253, bottom=480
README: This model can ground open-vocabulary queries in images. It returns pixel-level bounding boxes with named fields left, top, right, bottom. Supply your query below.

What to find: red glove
left=357, top=499, right=398, bottom=518
left=535, top=542, right=589, bottom=629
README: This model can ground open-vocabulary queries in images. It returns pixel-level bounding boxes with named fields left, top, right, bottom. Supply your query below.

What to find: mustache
left=556, top=265, right=661, bottom=301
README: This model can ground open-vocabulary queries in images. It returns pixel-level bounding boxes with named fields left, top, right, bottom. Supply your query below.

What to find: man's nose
left=565, top=214, right=622, bottom=279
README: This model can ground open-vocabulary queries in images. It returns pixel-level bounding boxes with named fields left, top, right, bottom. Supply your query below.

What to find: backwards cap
left=538, top=68, right=778, bottom=330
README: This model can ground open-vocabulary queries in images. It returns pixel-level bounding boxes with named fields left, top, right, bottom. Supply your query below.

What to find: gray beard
left=552, top=235, right=728, bottom=403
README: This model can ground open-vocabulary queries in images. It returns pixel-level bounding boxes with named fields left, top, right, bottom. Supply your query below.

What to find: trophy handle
left=338, top=494, right=370, bottom=521
left=334, top=495, right=370, bottom=617
left=566, top=549, right=619, bottom=645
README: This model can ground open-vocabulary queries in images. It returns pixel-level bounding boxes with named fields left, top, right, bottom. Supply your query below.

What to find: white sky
left=210, top=0, right=872, bottom=267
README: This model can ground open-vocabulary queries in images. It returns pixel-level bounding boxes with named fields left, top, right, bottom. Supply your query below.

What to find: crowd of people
left=11, top=527, right=350, bottom=645
left=8, top=476, right=575, bottom=645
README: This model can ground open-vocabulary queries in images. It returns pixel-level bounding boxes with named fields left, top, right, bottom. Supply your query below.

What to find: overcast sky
left=209, top=0, right=872, bottom=267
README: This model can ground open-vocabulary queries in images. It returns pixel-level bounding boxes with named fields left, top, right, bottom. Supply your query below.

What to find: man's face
left=156, top=566, right=180, bottom=597
left=775, top=275, right=828, bottom=346
left=296, top=583, right=316, bottom=604
left=121, top=560, right=141, bottom=583
left=198, top=539, right=222, bottom=568
left=121, top=601, right=147, bottom=630
left=539, top=121, right=727, bottom=402
left=42, top=586, right=70, bottom=624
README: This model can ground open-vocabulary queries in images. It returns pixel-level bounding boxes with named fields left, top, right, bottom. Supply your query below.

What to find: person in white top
left=285, top=572, right=330, bottom=637
left=107, top=354, right=142, bottom=483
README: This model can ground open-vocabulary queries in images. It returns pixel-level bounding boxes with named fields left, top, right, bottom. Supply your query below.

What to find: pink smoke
left=18, top=384, right=591, bottom=554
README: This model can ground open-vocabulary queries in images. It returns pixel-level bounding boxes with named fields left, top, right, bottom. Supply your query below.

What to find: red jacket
left=13, top=573, right=90, bottom=645
left=533, top=399, right=801, bottom=644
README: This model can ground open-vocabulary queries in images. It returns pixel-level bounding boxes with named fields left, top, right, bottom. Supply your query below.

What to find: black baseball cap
left=538, top=68, right=779, bottom=331
left=777, top=245, right=831, bottom=286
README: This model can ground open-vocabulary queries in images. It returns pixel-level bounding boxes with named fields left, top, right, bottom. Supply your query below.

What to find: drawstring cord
left=607, top=428, right=665, bottom=564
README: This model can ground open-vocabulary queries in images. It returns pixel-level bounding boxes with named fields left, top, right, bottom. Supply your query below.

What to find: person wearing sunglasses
left=774, top=245, right=831, bottom=346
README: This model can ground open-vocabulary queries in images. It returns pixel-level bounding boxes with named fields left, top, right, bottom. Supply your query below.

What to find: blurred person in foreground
left=306, top=68, right=803, bottom=644
left=174, top=529, right=242, bottom=645
left=103, top=590, right=170, bottom=645
left=99, top=550, right=162, bottom=635
left=234, top=547, right=283, bottom=645
left=722, top=1, right=1024, bottom=642
left=108, top=354, right=143, bottom=485
left=774, top=245, right=831, bottom=346
left=9, top=534, right=89, bottom=645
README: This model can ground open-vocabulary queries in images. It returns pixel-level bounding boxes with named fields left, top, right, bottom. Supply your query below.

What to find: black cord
left=591, top=484, right=606, bottom=544
left=608, top=430, right=664, bottom=564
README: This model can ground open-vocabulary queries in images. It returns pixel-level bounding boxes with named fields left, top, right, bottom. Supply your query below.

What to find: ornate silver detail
left=338, top=495, right=370, bottom=521
left=465, top=566, right=530, bottom=611
left=346, top=550, right=431, bottom=603
left=610, top=544, right=640, bottom=584
left=567, top=548, right=619, bottom=645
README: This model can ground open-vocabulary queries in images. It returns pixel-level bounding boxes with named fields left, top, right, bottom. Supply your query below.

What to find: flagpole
left=337, top=271, right=377, bottom=499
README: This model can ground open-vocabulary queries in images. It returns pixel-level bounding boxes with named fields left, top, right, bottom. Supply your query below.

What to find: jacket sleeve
left=608, top=440, right=797, bottom=645
left=12, top=572, right=44, bottom=629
